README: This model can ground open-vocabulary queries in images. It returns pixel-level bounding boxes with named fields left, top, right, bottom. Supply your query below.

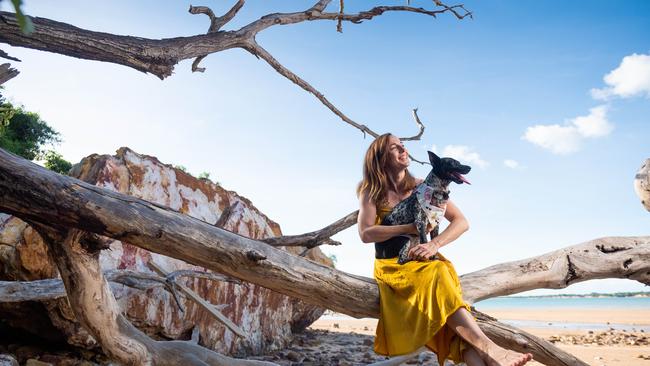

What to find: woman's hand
left=408, top=239, right=440, bottom=261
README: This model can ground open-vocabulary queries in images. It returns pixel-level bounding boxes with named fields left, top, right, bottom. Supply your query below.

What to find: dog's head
left=426, top=151, right=471, bottom=185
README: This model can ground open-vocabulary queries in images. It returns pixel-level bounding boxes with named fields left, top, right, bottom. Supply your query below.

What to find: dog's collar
left=414, top=183, right=446, bottom=225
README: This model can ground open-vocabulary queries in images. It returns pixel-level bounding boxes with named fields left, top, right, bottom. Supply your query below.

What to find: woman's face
left=385, top=135, right=409, bottom=170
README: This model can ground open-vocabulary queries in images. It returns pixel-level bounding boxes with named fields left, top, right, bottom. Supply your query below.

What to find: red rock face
left=0, top=147, right=332, bottom=355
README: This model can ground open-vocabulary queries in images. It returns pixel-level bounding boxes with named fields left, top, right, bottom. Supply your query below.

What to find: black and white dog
left=381, top=151, right=471, bottom=264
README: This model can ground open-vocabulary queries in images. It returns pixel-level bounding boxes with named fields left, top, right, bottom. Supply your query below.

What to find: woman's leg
left=447, top=307, right=533, bottom=366
left=463, top=346, right=487, bottom=366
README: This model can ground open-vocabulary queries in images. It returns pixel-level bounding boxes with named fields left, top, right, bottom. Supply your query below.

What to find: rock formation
left=0, top=147, right=332, bottom=355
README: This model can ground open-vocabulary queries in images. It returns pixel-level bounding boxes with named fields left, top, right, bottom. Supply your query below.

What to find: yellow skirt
left=373, top=254, right=471, bottom=365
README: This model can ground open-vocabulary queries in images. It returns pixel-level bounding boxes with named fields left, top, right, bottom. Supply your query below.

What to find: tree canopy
left=0, top=96, right=71, bottom=173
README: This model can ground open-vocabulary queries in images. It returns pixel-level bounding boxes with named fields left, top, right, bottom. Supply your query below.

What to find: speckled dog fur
left=381, top=151, right=471, bottom=264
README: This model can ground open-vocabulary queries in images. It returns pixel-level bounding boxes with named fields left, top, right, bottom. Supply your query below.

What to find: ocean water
left=473, top=296, right=650, bottom=310
left=320, top=296, right=650, bottom=332
left=473, top=296, right=650, bottom=332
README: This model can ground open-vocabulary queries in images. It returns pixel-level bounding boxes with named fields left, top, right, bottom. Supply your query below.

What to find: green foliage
left=0, top=100, right=61, bottom=160
left=175, top=166, right=220, bottom=186
left=9, top=0, right=34, bottom=34
left=44, top=150, right=72, bottom=174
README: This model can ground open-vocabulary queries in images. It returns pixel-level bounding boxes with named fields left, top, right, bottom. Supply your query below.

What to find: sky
left=1, top=1, right=649, bottom=296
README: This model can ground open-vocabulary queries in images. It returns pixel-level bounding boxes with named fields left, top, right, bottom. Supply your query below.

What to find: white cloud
left=522, top=105, right=613, bottom=155
left=572, top=105, right=612, bottom=137
left=503, top=159, right=519, bottom=169
left=436, top=144, right=489, bottom=169
left=523, top=124, right=582, bottom=154
left=590, top=53, right=650, bottom=100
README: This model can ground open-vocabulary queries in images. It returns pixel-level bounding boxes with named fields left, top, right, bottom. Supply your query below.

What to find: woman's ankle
left=478, top=340, right=503, bottom=357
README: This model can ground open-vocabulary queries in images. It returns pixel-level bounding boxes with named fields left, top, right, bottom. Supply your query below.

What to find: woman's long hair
left=356, top=133, right=418, bottom=207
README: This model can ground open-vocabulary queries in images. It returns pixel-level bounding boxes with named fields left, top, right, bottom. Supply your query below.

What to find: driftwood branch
left=0, top=269, right=204, bottom=302
left=0, top=1, right=463, bottom=140
left=188, top=1, right=245, bottom=72
left=0, top=49, right=20, bottom=62
left=148, top=261, right=246, bottom=338
left=243, top=39, right=380, bottom=139
left=261, top=210, right=357, bottom=248
left=460, top=236, right=650, bottom=304
left=635, top=158, right=650, bottom=212
left=0, top=62, right=18, bottom=85
left=0, top=148, right=630, bottom=366
left=31, top=225, right=276, bottom=366
left=474, top=310, right=588, bottom=366
left=0, top=269, right=235, bottom=310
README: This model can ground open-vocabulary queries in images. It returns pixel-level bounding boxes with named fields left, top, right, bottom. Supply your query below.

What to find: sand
left=480, top=308, right=650, bottom=326
left=298, top=308, right=650, bottom=366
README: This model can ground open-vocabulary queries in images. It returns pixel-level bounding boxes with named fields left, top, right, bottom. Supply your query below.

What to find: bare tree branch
left=189, top=1, right=246, bottom=72
left=337, top=0, right=344, bottom=33
left=165, top=269, right=241, bottom=286
left=0, top=1, right=467, bottom=139
left=460, top=236, right=650, bottom=304
left=149, top=261, right=246, bottom=339
left=309, top=0, right=333, bottom=13
left=432, top=0, right=474, bottom=20
left=243, top=40, right=381, bottom=139
left=0, top=62, right=19, bottom=85
left=212, top=1, right=246, bottom=32
left=0, top=49, right=20, bottom=61
left=238, top=2, right=471, bottom=36
left=261, top=210, right=357, bottom=248
left=189, top=6, right=218, bottom=30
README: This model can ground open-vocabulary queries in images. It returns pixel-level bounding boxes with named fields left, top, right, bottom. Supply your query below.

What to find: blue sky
left=1, top=1, right=649, bottom=295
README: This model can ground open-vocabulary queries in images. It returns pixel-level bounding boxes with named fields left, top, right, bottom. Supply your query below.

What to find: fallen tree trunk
left=461, top=236, right=650, bottom=304
left=0, top=147, right=379, bottom=318
left=1, top=148, right=639, bottom=365
left=33, top=226, right=276, bottom=366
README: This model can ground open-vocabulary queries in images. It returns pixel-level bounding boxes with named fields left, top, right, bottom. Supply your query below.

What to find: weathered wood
left=35, top=226, right=276, bottom=366
left=0, top=147, right=379, bottom=317
left=0, top=12, right=240, bottom=79
left=0, top=269, right=235, bottom=303
left=148, top=261, right=247, bottom=339
left=0, top=3, right=458, bottom=141
left=475, top=310, right=588, bottom=366
left=261, top=210, right=357, bottom=248
left=635, top=158, right=650, bottom=212
left=0, top=63, right=19, bottom=85
left=461, top=237, right=650, bottom=304
left=0, top=148, right=612, bottom=366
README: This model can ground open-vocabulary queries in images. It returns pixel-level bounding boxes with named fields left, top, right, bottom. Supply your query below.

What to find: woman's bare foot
left=483, top=345, right=533, bottom=366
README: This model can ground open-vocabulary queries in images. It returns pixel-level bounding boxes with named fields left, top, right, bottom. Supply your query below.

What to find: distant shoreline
left=502, top=291, right=650, bottom=298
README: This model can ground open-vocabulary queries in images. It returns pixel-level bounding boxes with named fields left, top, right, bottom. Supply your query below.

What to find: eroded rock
left=0, top=147, right=333, bottom=355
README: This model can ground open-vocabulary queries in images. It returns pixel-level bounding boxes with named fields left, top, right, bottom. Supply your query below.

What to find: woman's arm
left=357, top=191, right=416, bottom=243
left=408, top=199, right=470, bottom=260
left=432, top=199, right=470, bottom=249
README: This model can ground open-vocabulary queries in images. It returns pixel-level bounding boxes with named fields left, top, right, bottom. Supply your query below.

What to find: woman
left=357, top=133, right=532, bottom=366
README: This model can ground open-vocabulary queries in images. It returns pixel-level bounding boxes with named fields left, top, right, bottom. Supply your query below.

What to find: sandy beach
left=248, top=307, right=650, bottom=365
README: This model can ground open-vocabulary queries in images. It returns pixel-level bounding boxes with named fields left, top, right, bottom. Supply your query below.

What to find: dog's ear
left=428, top=151, right=441, bottom=166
